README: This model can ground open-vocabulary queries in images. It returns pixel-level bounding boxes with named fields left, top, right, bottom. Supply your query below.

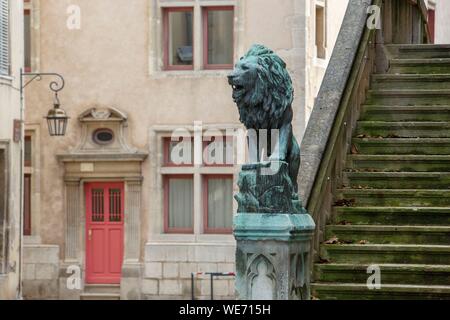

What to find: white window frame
left=148, top=124, right=240, bottom=244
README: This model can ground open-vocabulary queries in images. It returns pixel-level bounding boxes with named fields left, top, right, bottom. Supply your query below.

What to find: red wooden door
left=85, top=182, right=124, bottom=284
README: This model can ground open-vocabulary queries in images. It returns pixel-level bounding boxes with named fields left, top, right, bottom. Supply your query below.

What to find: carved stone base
left=235, top=161, right=306, bottom=214
left=234, top=213, right=315, bottom=300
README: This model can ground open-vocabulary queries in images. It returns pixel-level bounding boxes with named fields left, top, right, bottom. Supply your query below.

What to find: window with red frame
left=23, top=136, right=32, bottom=236
left=203, top=7, right=234, bottom=69
left=163, top=7, right=194, bottom=70
left=24, top=7, right=31, bottom=72
left=203, top=175, right=233, bottom=234
left=164, top=175, right=194, bottom=233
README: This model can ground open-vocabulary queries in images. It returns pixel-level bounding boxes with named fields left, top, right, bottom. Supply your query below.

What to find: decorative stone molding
left=56, top=107, right=148, bottom=299
left=64, top=178, right=81, bottom=261
left=69, top=106, right=141, bottom=155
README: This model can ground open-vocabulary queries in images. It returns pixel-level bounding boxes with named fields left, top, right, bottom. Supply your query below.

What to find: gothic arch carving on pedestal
left=246, top=254, right=276, bottom=300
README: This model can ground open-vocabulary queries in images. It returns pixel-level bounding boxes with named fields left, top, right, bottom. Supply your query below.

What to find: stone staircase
left=80, top=284, right=120, bottom=300
left=311, top=44, right=450, bottom=300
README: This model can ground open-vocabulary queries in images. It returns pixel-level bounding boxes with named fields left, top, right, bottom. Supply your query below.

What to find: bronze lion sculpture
left=228, top=44, right=300, bottom=194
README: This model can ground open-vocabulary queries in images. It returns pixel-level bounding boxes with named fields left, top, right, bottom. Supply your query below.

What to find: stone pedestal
left=234, top=213, right=315, bottom=300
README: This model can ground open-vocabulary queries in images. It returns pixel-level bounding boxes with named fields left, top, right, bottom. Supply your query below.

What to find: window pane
left=92, top=189, right=104, bottom=222
left=24, top=136, right=31, bottom=166
left=23, top=174, right=31, bottom=236
left=167, top=138, right=193, bottom=165
left=0, top=149, right=6, bottom=271
left=315, top=6, right=326, bottom=59
left=109, top=189, right=122, bottom=222
left=24, top=11, right=31, bottom=70
left=168, top=178, right=193, bottom=229
left=207, top=178, right=233, bottom=230
left=168, top=10, right=193, bottom=66
left=207, top=9, right=234, bottom=65
left=204, top=137, right=234, bottom=165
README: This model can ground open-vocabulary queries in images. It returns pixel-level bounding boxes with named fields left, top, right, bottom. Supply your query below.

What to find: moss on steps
left=346, top=155, right=450, bottom=172
left=343, top=171, right=450, bottom=189
left=311, top=283, right=450, bottom=300
left=356, top=121, right=450, bottom=138
left=312, top=44, right=450, bottom=300
left=360, top=105, right=450, bottom=122
left=333, top=207, right=450, bottom=226
left=352, top=138, right=450, bottom=155
left=320, top=244, right=450, bottom=265
left=325, top=225, right=450, bottom=245
left=314, top=264, right=450, bottom=285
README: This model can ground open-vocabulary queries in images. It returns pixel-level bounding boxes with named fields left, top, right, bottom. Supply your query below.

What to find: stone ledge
left=233, top=213, right=316, bottom=241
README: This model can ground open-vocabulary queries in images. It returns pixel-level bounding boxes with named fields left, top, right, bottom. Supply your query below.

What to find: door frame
left=84, top=181, right=125, bottom=284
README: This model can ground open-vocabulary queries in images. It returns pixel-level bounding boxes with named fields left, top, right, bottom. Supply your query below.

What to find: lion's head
left=228, top=44, right=293, bottom=129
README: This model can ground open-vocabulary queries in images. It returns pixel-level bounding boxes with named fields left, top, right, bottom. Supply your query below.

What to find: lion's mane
left=237, top=44, right=294, bottom=130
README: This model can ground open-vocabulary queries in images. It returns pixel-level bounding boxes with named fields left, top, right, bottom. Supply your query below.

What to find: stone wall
left=143, top=243, right=236, bottom=300
left=22, top=245, right=60, bottom=299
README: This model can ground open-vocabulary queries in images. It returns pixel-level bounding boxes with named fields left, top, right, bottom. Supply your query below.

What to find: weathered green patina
left=229, top=45, right=315, bottom=300
left=228, top=44, right=302, bottom=214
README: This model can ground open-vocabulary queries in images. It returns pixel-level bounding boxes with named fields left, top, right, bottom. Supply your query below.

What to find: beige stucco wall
left=0, top=0, right=24, bottom=300
left=24, top=0, right=348, bottom=299
left=433, top=0, right=450, bottom=44
left=303, top=0, right=348, bottom=131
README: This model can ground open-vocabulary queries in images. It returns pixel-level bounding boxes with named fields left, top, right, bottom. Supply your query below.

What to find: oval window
left=93, top=129, right=114, bottom=145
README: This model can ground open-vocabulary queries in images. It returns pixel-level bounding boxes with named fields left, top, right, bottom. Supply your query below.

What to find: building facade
left=428, top=0, right=450, bottom=44
left=21, top=0, right=349, bottom=300
left=0, top=0, right=24, bottom=300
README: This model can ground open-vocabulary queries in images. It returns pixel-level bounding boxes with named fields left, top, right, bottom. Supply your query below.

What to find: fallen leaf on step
left=359, top=240, right=369, bottom=245
left=334, top=199, right=355, bottom=207
left=318, top=257, right=331, bottom=264
left=325, top=236, right=340, bottom=245
left=351, top=145, right=359, bottom=154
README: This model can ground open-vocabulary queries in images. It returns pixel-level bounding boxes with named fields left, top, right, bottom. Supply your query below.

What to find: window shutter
left=0, top=0, right=9, bottom=75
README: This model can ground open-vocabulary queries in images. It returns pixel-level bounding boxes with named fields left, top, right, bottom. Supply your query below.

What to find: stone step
left=320, top=244, right=450, bottom=265
left=346, top=155, right=450, bottom=172
left=356, top=121, right=450, bottom=138
left=314, top=263, right=450, bottom=285
left=325, top=225, right=450, bottom=245
left=360, top=105, right=450, bottom=122
left=80, top=293, right=120, bottom=300
left=343, top=172, right=450, bottom=189
left=334, top=207, right=450, bottom=226
left=337, top=189, right=450, bottom=207
left=366, top=89, right=450, bottom=105
left=311, top=283, right=450, bottom=300
left=352, top=138, right=450, bottom=155
left=388, top=58, right=450, bottom=74
left=371, top=74, right=450, bottom=90
left=386, top=44, right=450, bottom=59
left=83, top=284, right=120, bottom=294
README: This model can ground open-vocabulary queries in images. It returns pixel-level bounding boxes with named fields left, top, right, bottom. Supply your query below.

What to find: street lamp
left=20, top=70, right=68, bottom=136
